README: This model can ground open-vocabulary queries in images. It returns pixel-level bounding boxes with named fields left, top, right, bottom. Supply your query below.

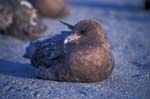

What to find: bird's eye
left=80, top=30, right=86, bottom=35
left=80, top=30, right=85, bottom=33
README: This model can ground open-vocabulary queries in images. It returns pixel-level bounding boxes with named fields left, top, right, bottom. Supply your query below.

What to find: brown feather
left=29, top=19, right=114, bottom=82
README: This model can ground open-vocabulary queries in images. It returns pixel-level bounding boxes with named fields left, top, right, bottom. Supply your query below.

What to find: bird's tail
left=23, top=41, right=37, bottom=59
left=59, top=20, right=74, bottom=30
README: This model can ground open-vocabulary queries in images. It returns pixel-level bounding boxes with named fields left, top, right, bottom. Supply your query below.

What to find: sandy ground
left=0, top=0, right=150, bottom=99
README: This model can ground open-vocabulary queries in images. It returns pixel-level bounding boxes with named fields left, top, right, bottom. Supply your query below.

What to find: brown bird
left=27, top=0, right=71, bottom=18
left=24, top=19, right=114, bottom=83
left=0, top=0, right=46, bottom=40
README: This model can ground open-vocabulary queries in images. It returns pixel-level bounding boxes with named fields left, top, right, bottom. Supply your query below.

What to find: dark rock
left=145, top=0, right=150, bottom=10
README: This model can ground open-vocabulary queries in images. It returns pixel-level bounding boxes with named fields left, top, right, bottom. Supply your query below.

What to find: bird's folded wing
left=24, top=32, right=72, bottom=68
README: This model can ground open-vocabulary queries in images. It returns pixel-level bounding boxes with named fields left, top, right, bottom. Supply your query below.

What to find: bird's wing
left=23, top=34, right=54, bottom=59
left=25, top=32, right=71, bottom=68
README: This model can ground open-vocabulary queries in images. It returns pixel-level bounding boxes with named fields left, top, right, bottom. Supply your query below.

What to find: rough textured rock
left=0, top=0, right=46, bottom=40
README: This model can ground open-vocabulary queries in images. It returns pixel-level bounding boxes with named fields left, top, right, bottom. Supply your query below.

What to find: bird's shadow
left=0, top=59, right=36, bottom=79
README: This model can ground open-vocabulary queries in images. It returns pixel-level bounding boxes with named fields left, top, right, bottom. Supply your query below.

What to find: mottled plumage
left=24, top=19, right=114, bottom=82
left=0, top=0, right=46, bottom=40
left=27, top=0, right=71, bottom=18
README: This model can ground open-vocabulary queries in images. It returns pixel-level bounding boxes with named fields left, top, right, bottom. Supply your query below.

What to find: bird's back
left=24, top=31, right=72, bottom=68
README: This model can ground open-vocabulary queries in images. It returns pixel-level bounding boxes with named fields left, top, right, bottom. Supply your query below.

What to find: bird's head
left=61, top=19, right=105, bottom=45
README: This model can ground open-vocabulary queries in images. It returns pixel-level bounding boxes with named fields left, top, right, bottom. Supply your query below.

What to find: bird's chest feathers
left=69, top=45, right=104, bottom=68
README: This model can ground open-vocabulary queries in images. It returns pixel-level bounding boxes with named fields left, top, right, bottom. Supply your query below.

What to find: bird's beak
left=64, top=34, right=81, bottom=44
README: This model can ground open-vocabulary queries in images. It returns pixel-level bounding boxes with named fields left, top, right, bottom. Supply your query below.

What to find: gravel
left=0, top=0, right=150, bottom=99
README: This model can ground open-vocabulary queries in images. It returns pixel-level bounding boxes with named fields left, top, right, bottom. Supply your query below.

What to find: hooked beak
left=64, top=34, right=81, bottom=44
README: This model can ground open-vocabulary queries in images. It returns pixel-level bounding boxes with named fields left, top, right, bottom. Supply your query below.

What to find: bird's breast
left=69, top=46, right=102, bottom=66
left=64, top=44, right=113, bottom=82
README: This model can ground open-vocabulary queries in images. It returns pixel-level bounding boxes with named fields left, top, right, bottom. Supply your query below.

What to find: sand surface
left=0, top=0, right=150, bottom=99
